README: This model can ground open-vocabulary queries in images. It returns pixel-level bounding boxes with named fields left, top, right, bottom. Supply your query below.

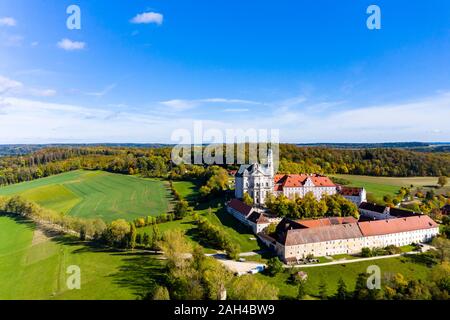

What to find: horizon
left=1, top=0, right=450, bottom=143
left=1, top=141, right=450, bottom=146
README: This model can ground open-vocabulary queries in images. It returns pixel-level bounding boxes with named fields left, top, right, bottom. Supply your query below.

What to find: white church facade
left=234, top=149, right=365, bottom=206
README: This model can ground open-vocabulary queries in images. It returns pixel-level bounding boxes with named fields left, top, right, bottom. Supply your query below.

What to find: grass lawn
left=255, top=255, right=433, bottom=299
left=172, top=180, right=201, bottom=203
left=137, top=181, right=264, bottom=254
left=0, top=215, right=164, bottom=300
left=331, top=174, right=448, bottom=203
left=0, top=170, right=171, bottom=222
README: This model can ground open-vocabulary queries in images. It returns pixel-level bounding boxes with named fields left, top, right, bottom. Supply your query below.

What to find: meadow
left=256, top=255, right=433, bottom=299
left=331, top=174, right=448, bottom=203
left=139, top=180, right=262, bottom=253
left=0, top=170, right=171, bottom=222
left=0, top=215, right=163, bottom=300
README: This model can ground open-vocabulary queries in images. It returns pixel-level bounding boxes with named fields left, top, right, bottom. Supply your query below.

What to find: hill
left=0, top=170, right=171, bottom=222
left=0, top=215, right=160, bottom=299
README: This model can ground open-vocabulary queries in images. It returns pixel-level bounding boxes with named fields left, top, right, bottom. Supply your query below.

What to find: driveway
left=211, top=253, right=266, bottom=274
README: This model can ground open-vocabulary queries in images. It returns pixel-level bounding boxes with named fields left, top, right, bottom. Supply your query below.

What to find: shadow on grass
left=109, top=253, right=167, bottom=299
left=401, top=253, right=438, bottom=267
left=185, top=227, right=219, bottom=251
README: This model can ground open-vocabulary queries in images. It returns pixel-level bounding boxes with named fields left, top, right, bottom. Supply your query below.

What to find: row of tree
left=264, top=192, right=359, bottom=219
left=149, top=230, right=278, bottom=300
left=196, top=216, right=241, bottom=259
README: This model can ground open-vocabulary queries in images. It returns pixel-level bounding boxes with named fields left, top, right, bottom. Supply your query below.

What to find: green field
left=0, top=170, right=171, bottom=222
left=0, top=215, right=163, bottom=299
left=256, top=256, right=432, bottom=299
left=138, top=181, right=262, bottom=253
left=331, top=174, right=448, bottom=203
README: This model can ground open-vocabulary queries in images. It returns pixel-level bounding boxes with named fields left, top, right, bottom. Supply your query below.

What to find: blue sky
left=0, top=0, right=449, bottom=143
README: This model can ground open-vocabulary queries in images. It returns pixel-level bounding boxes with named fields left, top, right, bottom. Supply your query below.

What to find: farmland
left=0, top=170, right=171, bottom=222
left=331, top=174, right=449, bottom=203
left=0, top=215, right=162, bottom=300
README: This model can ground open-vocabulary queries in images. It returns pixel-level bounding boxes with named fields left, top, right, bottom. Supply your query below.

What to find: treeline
left=265, top=192, right=359, bottom=219
left=1, top=144, right=449, bottom=187
left=196, top=216, right=240, bottom=259
left=0, top=146, right=172, bottom=186
left=279, top=144, right=450, bottom=177
left=0, top=195, right=156, bottom=250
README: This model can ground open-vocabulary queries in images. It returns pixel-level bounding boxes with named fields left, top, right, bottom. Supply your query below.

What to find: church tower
left=267, top=148, right=274, bottom=179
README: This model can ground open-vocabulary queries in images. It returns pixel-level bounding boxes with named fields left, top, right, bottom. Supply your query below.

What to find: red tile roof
left=358, top=215, right=438, bottom=236
left=339, top=187, right=363, bottom=196
left=228, top=199, right=253, bottom=217
left=274, top=174, right=336, bottom=191
left=276, top=215, right=439, bottom=246
left=296, top=216, right=358, bottom=228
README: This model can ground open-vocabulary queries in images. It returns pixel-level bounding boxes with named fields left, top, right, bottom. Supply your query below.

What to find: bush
left=267, top=257, right=284, bottom=276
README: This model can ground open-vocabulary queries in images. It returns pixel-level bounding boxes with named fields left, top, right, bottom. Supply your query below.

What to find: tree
left=79, top=225, right=86, bottom=241
left=151, top=224, right=161, bottom=252
left=242, top=192, right=254, bottom=206
left=267, top=257, right=284, bottom=276
left=153, top=286, right=170, bottom=300
left=318, top=279, right=328, bottom=300
left=335, top=278, right=348, bottom=300
left=107, top=219, right=131, bottom=247
left=438, top=176, right=448, bottom=188
left=143, top=232, right=150, bottom=247
left=228, top=275, right=278, bottom=300
left=158, top=229, right=192, bottom=270
left=174, top=200, right=189, bottom=219
left=361, top=247, right=372, bottom=257
left=128, top=222, right=137, bottom=249
left=265, top=223, right=277, bottom=236
left=297, top=280, right=307, bottom=300
left=431, top=237, right=450, bottom=263
left=225, top=241, right=240, bottom=260
left=353, top=272, right=384, bottom=300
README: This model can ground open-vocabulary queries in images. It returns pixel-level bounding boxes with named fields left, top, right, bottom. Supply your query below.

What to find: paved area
left=211, top=253, right=266, bottom=274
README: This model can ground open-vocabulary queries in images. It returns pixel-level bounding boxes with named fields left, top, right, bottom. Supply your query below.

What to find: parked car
left=248, top=265, right=265, bottom=274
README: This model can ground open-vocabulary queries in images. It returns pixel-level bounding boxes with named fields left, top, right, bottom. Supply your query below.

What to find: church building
left=235, top=149, right=340, bottom=206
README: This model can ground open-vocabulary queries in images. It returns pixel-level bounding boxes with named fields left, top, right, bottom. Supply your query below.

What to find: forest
left=0, top=144, right=449, bottom=187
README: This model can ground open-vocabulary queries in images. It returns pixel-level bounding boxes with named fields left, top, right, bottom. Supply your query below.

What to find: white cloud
left=131, top=12, right=163, bottom=25
left=0, top=75, right=23, bottom=94
left=160, top=97, right=262, bottom=111
left=0, top=91, right=449, bottom=143
left=160, top=99, right=199, bottom=111
left=84, top=84, right=116, bottom=97
left=0, top=17, right=16, bottom=27
left=223, top=108, right=250, bottom=113
left=0, top=75, right=56, bottom=97
left=57, top=38, right=86, bottom=51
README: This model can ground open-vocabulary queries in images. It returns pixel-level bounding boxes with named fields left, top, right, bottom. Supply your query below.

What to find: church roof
left=235, top=163, right=272, bottom=177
